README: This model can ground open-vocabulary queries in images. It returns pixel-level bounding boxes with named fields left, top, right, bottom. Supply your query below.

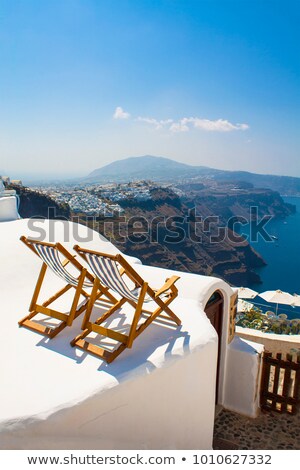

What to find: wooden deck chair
left=18, top=237, right=117, bottom=338
left=71, top=245, right=182, bottom=363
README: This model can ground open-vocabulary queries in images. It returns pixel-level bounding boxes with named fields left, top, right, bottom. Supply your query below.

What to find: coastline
left=245, top=196, right=300, bottom=319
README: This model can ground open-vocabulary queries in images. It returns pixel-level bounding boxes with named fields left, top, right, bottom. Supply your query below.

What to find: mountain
left=86, top=155, right=300, bottom=195
left=87, top=155, right=207, bottom=181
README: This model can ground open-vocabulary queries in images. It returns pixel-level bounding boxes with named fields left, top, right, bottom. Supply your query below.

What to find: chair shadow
left=34, top=298, right=191, bottom=376
left=97, top=323, right=191, bottom=381
left=35, top=299, right=110, bottom=364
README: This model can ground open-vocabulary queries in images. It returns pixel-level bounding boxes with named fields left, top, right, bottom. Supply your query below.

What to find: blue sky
left=0, top=0, right=299, bottom=179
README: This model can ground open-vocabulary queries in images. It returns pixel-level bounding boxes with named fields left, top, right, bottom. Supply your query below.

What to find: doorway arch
left=205, top=290, right=224, bottom=403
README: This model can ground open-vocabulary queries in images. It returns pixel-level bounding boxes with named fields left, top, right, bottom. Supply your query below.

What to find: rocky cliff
left=15, top=183, right=295, bottom=287
left=106, top=187, right=271, bottom=285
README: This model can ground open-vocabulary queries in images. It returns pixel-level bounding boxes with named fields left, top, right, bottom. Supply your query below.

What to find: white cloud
left=113, top=106, right=130, bottom=119
left=137, top=117, right=173, bottom=130
left=169, top=121, right=189, bottom=133
left=113, top=107, right=249, bottom=133
left=192, top=118, right=249, bottom=132
left=170, top=117, right=249, bottom=133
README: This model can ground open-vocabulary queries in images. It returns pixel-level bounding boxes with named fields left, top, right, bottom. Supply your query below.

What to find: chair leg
left=29, top=263, right=48, bottom=312
left=71, top=297, right=127, bottom=345
left=67, top=269, right=87, bottom=326
left=70, top=293, right=130, bottom=361
left=80, top=278, right=101, bottom=330
left=19, top=268, right=90, bottom=338
left=134, top=293, right=180, bottom=341
left=151, top=288, right=181, bottom=325
left=127, top=282, right=148, bottom=348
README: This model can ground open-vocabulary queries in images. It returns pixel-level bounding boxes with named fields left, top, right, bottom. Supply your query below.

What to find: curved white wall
left=0, top=346, right=217, bottom=450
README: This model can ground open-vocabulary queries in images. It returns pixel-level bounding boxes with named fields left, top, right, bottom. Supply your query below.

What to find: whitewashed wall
left=1, top=344, right=217, bottom=450
left=221, top=336, right=264, bottom=417
left=0, top=196, right=20, bottom=222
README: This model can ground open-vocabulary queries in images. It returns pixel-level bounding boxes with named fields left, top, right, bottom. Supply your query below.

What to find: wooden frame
left=228, top=291, right=238, bottom=344
left=71, top=245, right=182, bottom=363
left=18, top=237, right=117, bottom=338
left=260, top=352, right=300, bottom=414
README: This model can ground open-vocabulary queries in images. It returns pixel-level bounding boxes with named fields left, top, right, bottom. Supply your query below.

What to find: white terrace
left=0, top=195, right=263, bottom=449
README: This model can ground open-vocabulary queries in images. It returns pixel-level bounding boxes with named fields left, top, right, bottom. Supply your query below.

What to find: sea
left=241, top=196, right=300, bottom=320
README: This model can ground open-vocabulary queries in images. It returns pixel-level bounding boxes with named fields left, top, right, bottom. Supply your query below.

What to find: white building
left=0, top=176, right=10, bottom=185
left=0, top=194, right=264, bottom=449
left=10, top=179, right=23, bottom=187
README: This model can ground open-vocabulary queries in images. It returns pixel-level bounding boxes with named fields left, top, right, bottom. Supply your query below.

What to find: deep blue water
left=240, top=197, right=300, bottom=319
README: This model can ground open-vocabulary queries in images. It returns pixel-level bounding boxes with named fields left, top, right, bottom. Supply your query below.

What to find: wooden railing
left=260, top=352, right=300, bottom=414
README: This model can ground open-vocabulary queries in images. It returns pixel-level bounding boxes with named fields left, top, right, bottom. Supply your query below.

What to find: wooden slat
left=260, top=352, right=273, bottom=410
left=107, top=343, right=127, bottom=363
left=74, top=339, right=114, bottom=362
left=292, top=353, right=300, bottom=414
left=228, top=291, right=238, bottom=344
left=35, top=305, right=68, bottom=322
left=281, top=354, right=292, bottom=413
left=19, top=318, right=67, bottom=338
left=89, top=323, right=128, bottom=344
left=271, top=353, right=282, bottom=411
left=73, top=339, right=128, bottom=364
left=19, top=319, right=54, bottom=336
left=261, top=391, right=298, bottom=405
left=264, top=356, right=300, bottom=370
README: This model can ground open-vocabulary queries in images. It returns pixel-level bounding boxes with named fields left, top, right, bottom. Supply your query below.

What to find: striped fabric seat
left=33, top=243, right=93, bottom=288
left=85, top=253, right=150, bottom=302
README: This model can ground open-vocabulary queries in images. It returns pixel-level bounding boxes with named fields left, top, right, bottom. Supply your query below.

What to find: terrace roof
left=0, top=218, right=232, bottom=442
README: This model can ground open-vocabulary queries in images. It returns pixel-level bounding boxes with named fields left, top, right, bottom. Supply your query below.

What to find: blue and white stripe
left=85, top=253, right=150, bottom=302
left=33, top=243, right=92, bottom=288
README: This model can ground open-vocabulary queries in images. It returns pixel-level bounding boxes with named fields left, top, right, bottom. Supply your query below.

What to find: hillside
left=12, top=186, right=70, bottom=220
left=87, top=155, right=207, bottom=181
left=110, top=188, right=265, bottom=285
left=86, top=155, right=300, bottom=195
left=84, top=186, right=295, bottom=286
left=16, top=181, right=295, bottom=286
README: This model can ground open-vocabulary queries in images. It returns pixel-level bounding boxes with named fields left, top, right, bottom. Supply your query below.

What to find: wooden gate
left=260, top=352, right=300, bottom=414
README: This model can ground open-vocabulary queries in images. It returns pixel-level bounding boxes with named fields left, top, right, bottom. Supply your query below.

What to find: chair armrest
left=155, top=276, right=180, bottom=298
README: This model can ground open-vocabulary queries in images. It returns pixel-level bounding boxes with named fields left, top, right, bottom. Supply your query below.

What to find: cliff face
left=86, top=187, right=276, bottom=286
left=13, top=187, right=70, bottom=220
left=185, top=188, right=295, bottom=221
left=106, top=186, right=294, bottom=286
left=16, top=184, right=294, bottom=287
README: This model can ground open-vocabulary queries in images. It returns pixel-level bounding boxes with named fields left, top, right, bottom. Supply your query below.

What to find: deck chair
left=71, top=245, right=182, bottom=363
left=18, top=237, right=117, bottom=338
